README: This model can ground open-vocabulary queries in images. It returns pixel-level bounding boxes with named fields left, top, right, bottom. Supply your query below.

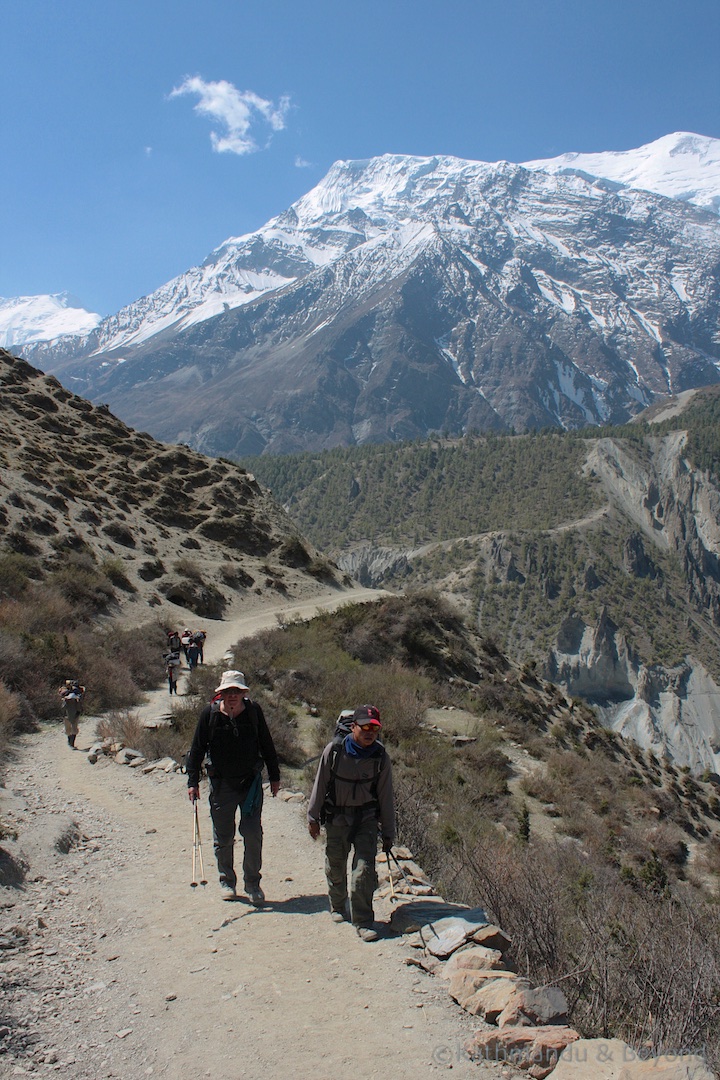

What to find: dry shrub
left=253, top=692, right=304, bottom=767
left=95, top=710, right=187, bottom=765
left=0, top=583, right=165, bottom=726
left=172, top=557, right=203, bottom=581
left=623, top=822, right=690, bottom=871
left=0, top=587, right=75, bottom=637
left=697, top=836, right=720, bottom=878
left=95, top=710, right=145, bottom=745
left=0, top=682, right=30, bottom=760
left=47, top=554, right=116, bottom=613
left=102, top=620, right=167, bottom=691
left=227, top=620, right=436, bottom=745
left=80, top=650, right=139, bottom=712
left=101, top=557, right=136, bottom=592
left=0, top=552, right=39, bottom=599
left=423, top=829, right=720, bottom=1067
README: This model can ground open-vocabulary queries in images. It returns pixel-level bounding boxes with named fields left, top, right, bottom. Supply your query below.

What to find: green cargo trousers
left=324, top=816, right=378, bottom=927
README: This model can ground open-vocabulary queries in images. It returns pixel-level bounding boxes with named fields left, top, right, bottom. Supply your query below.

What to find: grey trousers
left=325, top=817, right=378, bottom=927
left=208, top=778, right=263, bottom=891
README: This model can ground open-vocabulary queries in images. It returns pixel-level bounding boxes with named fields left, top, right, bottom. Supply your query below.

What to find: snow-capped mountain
left=523, top=132, right=720, bottom=215
left=20, top=132, right=720, bottom=455
left=0, top=293, right=101, bottom=349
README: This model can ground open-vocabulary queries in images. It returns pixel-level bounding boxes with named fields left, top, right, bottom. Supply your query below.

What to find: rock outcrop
left=544, top=430, right=720, bottom=772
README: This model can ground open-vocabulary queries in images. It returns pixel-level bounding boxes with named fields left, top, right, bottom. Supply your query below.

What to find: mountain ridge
left=15, top=132, right=720, bottom=454
left=0, top=292, right=101, bottom=350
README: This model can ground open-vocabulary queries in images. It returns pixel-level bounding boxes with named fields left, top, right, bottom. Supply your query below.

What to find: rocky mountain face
left=544, top=425, right=720, bottom=773
left=0, top=349, right=344, bottom=627
left=21, top=135, right=720, bottom=456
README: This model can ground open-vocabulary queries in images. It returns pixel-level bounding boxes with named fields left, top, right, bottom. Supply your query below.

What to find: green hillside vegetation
left=653, top=386, right=720, bottom=482
left=470, top=524, right=708, bottom=673
left=242, top=394, right=720, bottom=680
left=409, top=522, right=710, bottom=675
left=132, top=591, right=720, bottom=1063
left=242, top=432, right=601, bottom=549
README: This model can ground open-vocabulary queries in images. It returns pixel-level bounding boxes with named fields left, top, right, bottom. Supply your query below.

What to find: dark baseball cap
left=352, top=705, right=381, bottom=727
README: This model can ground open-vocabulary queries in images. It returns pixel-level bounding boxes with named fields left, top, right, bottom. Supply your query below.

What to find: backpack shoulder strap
left=323, top=737, right=344, bottom=804
left=242, top=698, right=260, bottom=737
left=208, top=700, right=222, bottom=743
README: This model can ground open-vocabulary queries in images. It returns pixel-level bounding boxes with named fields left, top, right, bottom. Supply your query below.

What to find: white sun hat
left=214, top=670, right=249, bottom=693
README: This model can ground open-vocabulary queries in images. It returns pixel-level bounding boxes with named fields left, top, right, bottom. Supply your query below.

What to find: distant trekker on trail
left=193, top=630, right=207, bottom=664
left=164, top=652, right=181, bottom=695
left=186, top=671, right=280, bottom=904
left=307, top=705, right=395, bottom=941
left=58, top=680, right=86, bottom=749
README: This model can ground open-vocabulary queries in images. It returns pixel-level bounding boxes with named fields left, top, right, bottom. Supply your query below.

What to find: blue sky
left=2, top=0, right=719, bottom=316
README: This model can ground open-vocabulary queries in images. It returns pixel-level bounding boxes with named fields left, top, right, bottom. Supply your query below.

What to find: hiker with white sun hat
left=186, top=670, right=280, bottom=904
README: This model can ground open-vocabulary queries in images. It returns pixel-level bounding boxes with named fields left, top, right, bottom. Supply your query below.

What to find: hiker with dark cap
left=307, top=705, right=395, bottom=941
left=186, top=671, right=280, bottom=904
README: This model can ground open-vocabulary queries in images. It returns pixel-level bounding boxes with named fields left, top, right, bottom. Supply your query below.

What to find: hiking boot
left=356, top=925, right=379, bottom=942
left=330, top=910, right=347, bottom=923
left=220, top=882, right=237, bottom=901
left=247, top=887, right=265, bottom=907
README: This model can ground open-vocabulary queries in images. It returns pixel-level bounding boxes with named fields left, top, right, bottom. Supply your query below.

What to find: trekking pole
left=389, top=848, right=413, bottom=888
left=191, top=801, right=198, bottom=887
left=194, top=801, right=208, bottom=886
left=386, top=851, right=397, bottom=903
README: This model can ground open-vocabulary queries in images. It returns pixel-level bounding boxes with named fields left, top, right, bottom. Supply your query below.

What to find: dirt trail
left=1, top=588, right=510, bottom=1079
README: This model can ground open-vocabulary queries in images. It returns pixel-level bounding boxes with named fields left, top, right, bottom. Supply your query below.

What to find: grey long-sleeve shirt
left=307, top=738, right=395, bottom=842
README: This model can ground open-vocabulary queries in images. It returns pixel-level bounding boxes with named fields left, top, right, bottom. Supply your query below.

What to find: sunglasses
left=355, top=723, right=379, bottom=732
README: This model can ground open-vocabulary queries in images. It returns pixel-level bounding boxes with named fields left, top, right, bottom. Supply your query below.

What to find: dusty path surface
left=1, top=588, right=513, bottom=1079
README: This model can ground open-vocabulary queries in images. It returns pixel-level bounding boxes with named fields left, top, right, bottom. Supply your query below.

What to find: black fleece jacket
left=186, top=698, right=280, bottom=789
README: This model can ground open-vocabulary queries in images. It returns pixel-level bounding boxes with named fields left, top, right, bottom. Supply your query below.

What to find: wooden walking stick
left=194, top=801, right=208, bottom=886
left=191, top=800, right=198, bottom=888
left=387, top=857, right=397, bottom=903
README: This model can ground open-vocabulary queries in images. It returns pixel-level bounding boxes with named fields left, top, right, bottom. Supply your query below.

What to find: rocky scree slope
left=0, top=349, right=344, bottom=627
left=23, top=141, right=720, bottom=455
left=541, top=423, right=720, bottom=771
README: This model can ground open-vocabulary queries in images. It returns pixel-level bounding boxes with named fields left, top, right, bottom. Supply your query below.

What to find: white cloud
left=170, top=76, right=290, bottom=156
left=295, top=156, right=313, bottom=168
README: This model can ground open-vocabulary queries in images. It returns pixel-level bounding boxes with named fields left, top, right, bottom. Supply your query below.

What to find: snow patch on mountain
left=0, top=293, right=101, bottom=349
left=523, top=132, right=720, bottom=215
